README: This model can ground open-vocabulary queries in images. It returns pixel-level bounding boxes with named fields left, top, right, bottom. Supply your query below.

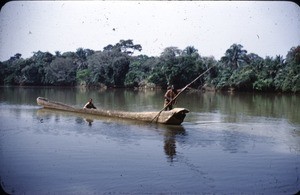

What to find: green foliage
left=229, top=67, right=256, bottom=90
left=148, top=71, right=166, bottom=87
left=3, top=58, right=26, bottom=85
left=103, top=39, right=142, bottom=56
left=124, top=56, right=153, bottom=87
left=212, top=48, right=300, bottom=93
left=253, top=78, right=274, bottom=91
left=76, top=69, right=91, bottom=83
left=281, top=46, right=300, bottom=93
left=44, top=57, right=76, bottom=86
left=20, top=60, right=43, bottom=85
left=213, top=67, right=232, bottom=90
left=86, top=44, right=131, bottom=87
left=125, top=71, right=143, bottom=87
left=274, top=63, right=300, bottom=93
left=221, top=44, right=249, bottom=69
left=112, top=56, right=130, bottom=87
left=148, top=46, right=207, bottom=89
left=0, top=62, right=6, bottom=85
left=0, top=41, right=299, bottom=93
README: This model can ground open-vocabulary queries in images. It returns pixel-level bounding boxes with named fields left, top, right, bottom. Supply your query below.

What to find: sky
left=0, top=1, right=299, bottom=61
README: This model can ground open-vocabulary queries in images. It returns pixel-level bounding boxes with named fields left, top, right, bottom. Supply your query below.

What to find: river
left=0, top=87, right=299, bottom=194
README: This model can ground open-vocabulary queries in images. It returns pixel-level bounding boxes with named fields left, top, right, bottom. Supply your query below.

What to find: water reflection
left=85, top=118, right=94, bottom=126
left=162, top=125, right=186, bottom=163
left=75, top=117, right=93, bottom=126
left=36, top=108, right=187, bottom=162
left=184, top=91, right=300, bottom=124
left=2, top=87, right=300, bottom=194
left=35, top=102, right=300, bottom=158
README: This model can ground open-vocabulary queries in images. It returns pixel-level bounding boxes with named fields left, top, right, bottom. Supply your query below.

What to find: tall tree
left=9, top=53, right=22, bottom=61
left=182, top=46, right=198, bottom=57
left=274, top=46, right=300, bottom=92
left=221, top=44, right=248, bottom=69
left=76, top=48, right=87, bottom=60
left=112, top=56, right=130, bottom=87
left=44, top=57, right=76, bottom=86
left=103, top=39, right=142, bottom=55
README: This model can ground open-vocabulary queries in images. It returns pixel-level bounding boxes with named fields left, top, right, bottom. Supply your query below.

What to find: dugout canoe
left=36, top=97, right=189, bottom=125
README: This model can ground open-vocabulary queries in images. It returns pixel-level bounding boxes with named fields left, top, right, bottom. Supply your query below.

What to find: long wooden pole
left=150, top=66, right=214, bottom=123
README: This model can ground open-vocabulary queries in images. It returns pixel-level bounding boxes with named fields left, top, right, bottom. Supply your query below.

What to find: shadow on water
left=36, top=108, right=187, bottom=162
left=152, top=124, right=187, bottom=163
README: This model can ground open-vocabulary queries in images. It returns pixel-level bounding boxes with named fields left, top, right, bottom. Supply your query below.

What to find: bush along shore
left=1, top=39, right=299, bottom=93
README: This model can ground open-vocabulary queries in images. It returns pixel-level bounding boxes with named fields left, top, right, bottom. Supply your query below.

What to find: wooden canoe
left=36, top=97, right=189, bottom=125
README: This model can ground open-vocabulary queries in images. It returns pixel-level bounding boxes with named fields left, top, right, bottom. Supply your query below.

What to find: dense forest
left=0, top=39, right=299, bottom=93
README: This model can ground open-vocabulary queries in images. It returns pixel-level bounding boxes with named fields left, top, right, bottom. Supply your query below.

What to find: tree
left=112, top=56, right=130, bottom=87
left=253, top=55, right=284, bottom=91
left=182, top=46, right=199, bottom=57
left=76, top=48, right=87, bottom=60
left=20, top=58, right=44, bottom=85
left=61, top=51, right=77, bottom=58
left=84, top=49, right=95, bottom=57
left=32, top=51, right=54, bottom=63
left=117, top=39, right=142, bottom=55
left=125, top=55, right=154, bottom=88
left=9, top=53, right=22, bottom=61
left=148, top=46, right=207, bottom=89
left=103, top=39, right=142, bottom=55
left=0, top=62, right=6, bottom=84
left=55, top=51, right=61, bottom=57
left=274, top=46, right=300, bottom=92
left=86, top=48, right=130, bottom=87
left=76, top=69, right=91, bottom=85
left=44, top=57, right=76, bottom=86
left=0, top=40, right=298, bottom=92
left=286, top=46, right=300, bottom=65
left=201, top=56, right=218, bottom=83
left=3, top=58, right=26, bottom=85
left=221, top=44, right=248, bottom=69
left=30, top=51, right=55, bottom=85
left=229, top=66, right=256, bottom=91
left=86, top=51, right=109, bottom=86
left=159, top=47, right=182, bottom=86
left=160, top=47, right=181, bottom=62
left=174, top=49, right=205, bottom=88
left=213, top=44, right=251, bottom=90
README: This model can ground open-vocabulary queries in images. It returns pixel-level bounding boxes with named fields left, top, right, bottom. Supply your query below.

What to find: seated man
left=83, top=98, right=97, bottom=109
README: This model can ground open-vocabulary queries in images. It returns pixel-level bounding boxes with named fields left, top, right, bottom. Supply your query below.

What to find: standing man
left=164, top=85, right=178, bottom=111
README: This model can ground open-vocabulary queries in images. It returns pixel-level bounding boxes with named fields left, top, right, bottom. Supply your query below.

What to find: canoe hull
left=36, top=97, right=189, bottom=125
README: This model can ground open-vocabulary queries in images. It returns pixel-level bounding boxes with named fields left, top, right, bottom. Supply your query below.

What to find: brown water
left=0, top=87, right=299, bottom=194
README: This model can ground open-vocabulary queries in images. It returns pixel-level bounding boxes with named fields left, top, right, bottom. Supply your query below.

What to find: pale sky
left=0, top=1, right=299, bottom=61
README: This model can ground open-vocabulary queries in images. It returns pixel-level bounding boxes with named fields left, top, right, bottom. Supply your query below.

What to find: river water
left=0, top=87, right=299, bottom=194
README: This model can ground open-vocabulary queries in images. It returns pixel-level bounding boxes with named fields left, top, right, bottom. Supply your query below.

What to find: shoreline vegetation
left=1, top=39, right=299, bottom=93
